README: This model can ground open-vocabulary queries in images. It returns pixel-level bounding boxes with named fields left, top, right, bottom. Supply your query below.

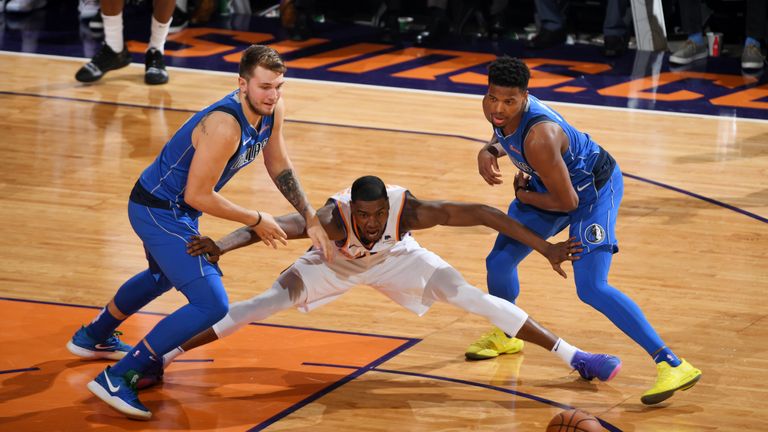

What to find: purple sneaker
left=136, top=359, right=164, bottom=390
left=571, top=351, right=622, bottom=381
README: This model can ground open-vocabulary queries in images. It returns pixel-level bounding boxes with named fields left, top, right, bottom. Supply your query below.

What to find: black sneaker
left=88, top=11, right=102, bottom=30
left=75, top=42, right=131, bottom=83
left=169, top=6, right=188, bottom=34
left=526, top=28, right=567, bottom=49
left=144, top=48, right=168, bottom=85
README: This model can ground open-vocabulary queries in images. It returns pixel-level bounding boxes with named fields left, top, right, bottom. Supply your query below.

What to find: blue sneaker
left=87, top=366, right=151, bottom=420
left=136, top=359, right=164, bottom=390
left=66, top=326, right=132, bottom=360
left=571, top=351, right=622, bottom=381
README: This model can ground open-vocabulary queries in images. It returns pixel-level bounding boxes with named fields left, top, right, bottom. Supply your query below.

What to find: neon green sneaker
left=465, top=327, right=524, bottom=360
left=641, top=359, right=702, bottom=405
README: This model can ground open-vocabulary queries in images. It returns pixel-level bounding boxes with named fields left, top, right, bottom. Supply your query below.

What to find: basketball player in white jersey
left=150, top=175, right=623, bottom=386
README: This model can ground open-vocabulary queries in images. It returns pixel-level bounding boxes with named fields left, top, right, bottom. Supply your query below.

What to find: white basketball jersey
left=331, top=185, right=409, bottom=260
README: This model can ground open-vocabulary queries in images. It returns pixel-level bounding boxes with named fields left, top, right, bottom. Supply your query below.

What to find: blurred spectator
left=75, top=0, right=175, bottom=84
left=79, top=0, right=99, bottom=19
left=528, top=0, right=631, bottom=57
left=5, top=0, right=46, bottom=13
left=670, top=0, right=766, bottom=69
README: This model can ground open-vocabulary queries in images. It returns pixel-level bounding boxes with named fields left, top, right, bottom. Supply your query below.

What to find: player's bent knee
left=486, top=248, right=525, bottom=272
left=182, top=275, right=230, bottom=325
left=574, top=277, right=609, bottom=306
left=206, top=297, right=229, bottom=324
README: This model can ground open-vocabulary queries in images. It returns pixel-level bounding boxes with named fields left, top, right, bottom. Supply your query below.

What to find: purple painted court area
left=1, top=3, right=766, bottom=120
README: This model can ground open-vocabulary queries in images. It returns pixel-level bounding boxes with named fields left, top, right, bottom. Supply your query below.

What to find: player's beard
left=243, top=92, right=275, bottom=117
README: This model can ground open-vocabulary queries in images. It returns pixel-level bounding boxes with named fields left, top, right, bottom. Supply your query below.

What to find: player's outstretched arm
left=402, top=192, right=582, bottom=278
left=186, top=212, right=308, bottom=262
left=186, top=201, right=346, bottom=261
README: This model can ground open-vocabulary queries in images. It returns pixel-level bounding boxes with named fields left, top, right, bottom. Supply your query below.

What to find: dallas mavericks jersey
left=493, top=95, right=613, bottom=206
left=331, top=186, right=408, bottom=260
left=138, top=90, right=274, bottom=216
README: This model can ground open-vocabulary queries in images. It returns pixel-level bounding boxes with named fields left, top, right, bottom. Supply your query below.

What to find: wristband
left=251, top=211, right=262, bottom=226
left=486, top=146, right=501, bottom=157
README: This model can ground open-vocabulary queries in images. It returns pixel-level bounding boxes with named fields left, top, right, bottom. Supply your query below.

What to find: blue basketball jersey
left=138, top=90, right=274, bottom=217
left=493, top=95, right=607, bottom=207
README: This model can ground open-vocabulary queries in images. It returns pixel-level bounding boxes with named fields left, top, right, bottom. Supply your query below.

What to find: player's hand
left=306, top=213, right=334, bottom=262
left=186, top=235, right=222, bottom=263
left=478, top=148, right=503, bottom=185
left=251, top=212, right=288, bottom=249
left=513, top=171, right=530, bottom=192
left=545, top=237, right=583, bottom=278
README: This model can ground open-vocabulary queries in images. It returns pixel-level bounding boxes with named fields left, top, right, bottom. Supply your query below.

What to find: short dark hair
left=239, top=45, right=286, bottom=79
left=351, top=176, right=388, bottom=202
left=488, top=56, right=530, bottom=91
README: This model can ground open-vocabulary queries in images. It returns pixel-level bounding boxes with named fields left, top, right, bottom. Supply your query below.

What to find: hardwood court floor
left=0, top=52, right=766, bottom=431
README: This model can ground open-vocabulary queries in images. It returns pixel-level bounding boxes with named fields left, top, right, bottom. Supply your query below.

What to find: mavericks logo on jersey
left=232, top=137, right=268, bottom=169
left=510, top=158, right=534, bottom=175
left=584, top=223, right=606, bottom=244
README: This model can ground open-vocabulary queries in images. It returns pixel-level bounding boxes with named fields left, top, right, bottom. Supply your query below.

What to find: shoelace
left=147, top=51, right=165, bottom=69
left=572, top=359, right=590, bottom=378
left=103, top=330, right=124, bottom=345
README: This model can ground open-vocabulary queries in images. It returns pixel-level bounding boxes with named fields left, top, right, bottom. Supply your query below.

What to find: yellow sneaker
left=641, top=359, right=702, bottom=405
left=465, top=328, right=524, bottom=360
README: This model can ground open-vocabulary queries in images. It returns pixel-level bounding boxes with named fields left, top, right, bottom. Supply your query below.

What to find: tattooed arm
left=262, top=99, right=333, bottom=260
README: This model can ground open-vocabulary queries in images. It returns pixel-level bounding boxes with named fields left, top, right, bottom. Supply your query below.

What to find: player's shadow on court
left=0, top=358, right=97, bottom=404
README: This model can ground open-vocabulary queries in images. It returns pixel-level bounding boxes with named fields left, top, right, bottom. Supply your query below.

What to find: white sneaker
left=5, top=0, right=46, bottom=13
left=78, top=0, right=99, bottom=20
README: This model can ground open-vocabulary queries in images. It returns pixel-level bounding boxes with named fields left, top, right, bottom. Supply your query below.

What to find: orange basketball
left=546, top=409, right=604, bottom=432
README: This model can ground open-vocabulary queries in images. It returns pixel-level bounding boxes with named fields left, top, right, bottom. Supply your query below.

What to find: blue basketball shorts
left=127, top=200, right=222, bottom=289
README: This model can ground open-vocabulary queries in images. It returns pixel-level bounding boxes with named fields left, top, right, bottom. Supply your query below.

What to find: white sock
left=162, top=346, right=184, bottom=367
left=551, top=338, right=578, bottom=367
left=148, top=15, right=172, bottom=54
left=102, top=12, right=124, bottom=53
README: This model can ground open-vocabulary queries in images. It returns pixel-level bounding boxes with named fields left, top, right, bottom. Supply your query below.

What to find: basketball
left=546, top=409, right=604, bottom=431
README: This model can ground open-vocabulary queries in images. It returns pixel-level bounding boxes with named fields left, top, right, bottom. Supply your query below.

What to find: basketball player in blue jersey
left=151, top=176, right=621, bottom=394
left=465, top=57, right=701, bottom=405
left=64, top=45, right=333, bottom=420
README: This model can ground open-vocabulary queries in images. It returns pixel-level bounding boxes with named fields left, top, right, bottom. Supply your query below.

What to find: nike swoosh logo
left=577, top=182, right=592, bottom=191
left=104, top=371, right=121, bottom=393
left=94, top=344, right=115, bottom=350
